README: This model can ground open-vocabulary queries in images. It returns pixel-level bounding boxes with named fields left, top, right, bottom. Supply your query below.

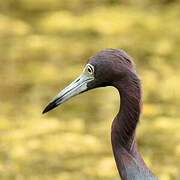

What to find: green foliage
left=0, top=1, right=180, bottom=179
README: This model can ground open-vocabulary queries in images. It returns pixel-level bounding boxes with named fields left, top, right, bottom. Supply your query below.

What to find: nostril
left=75, top=78, right=80, bottom=83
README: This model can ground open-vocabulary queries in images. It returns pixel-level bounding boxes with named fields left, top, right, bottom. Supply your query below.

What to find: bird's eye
left=87, top=65, right=94, bottom=74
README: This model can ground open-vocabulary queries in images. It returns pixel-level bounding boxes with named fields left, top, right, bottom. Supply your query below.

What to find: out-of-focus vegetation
left=0, top=0, right=180, bottom=179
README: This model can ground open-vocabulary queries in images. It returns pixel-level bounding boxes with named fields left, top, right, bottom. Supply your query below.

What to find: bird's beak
left=42, top=65, right=94, bottom=114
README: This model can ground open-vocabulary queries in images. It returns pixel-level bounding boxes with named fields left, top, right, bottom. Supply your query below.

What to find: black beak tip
left=42, top=108, right=48, bottom=114
left=42, top=102, right=57, bottom=114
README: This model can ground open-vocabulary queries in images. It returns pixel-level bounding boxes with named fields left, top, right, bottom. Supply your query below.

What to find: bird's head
left=42, top=48, right=136, bottom=114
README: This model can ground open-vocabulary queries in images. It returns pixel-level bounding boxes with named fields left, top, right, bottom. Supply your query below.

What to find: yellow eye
left=87, top=65, right=94, bottom=74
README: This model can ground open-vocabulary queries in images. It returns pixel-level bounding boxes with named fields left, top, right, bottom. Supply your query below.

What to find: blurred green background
left=0, top=0, right=180, bottom=180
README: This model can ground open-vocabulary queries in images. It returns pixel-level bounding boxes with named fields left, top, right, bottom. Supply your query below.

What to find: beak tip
left=42, top=107, right=50, bottom=114
left=42, top=109, right=47, bottom=114
left=42, top=102, right=58, bottom=114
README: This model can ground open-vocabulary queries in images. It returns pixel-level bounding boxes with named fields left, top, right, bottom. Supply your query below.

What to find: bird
left=43, top=48, right=157, bottom=180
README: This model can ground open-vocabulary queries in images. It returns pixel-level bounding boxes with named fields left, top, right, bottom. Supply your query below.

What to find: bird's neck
left=112, top=74, right=142, bottom=149
left=111, top=75, right=156, bottom=179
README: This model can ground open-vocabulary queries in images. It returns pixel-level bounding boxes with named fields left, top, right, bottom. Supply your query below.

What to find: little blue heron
left=43, top=49, right=157, bottom=180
